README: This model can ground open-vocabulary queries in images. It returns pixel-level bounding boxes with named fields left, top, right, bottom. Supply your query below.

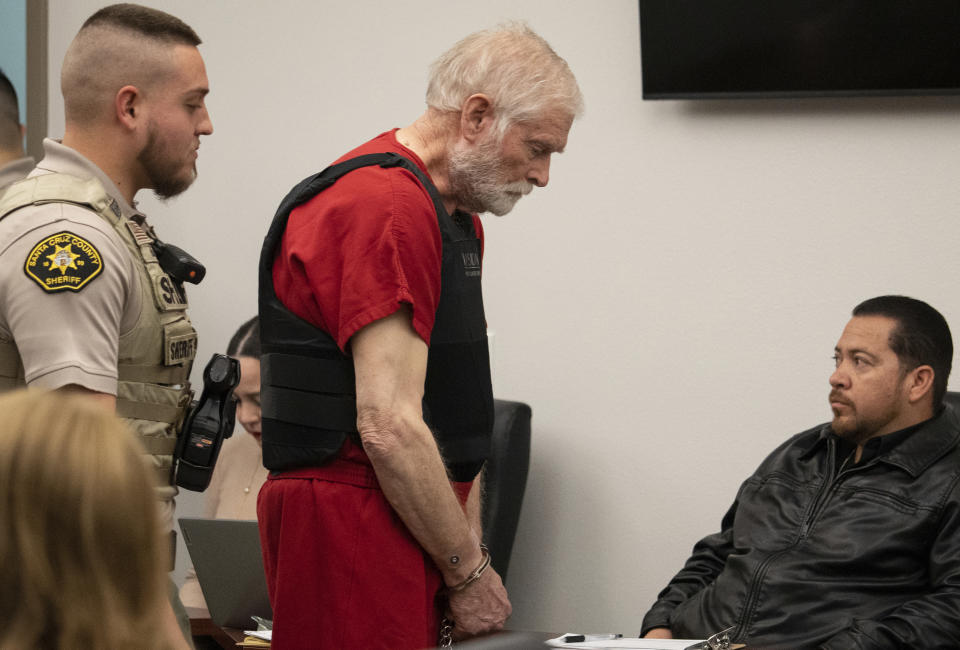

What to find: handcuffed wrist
left=446, top=544, right=491, bottom=592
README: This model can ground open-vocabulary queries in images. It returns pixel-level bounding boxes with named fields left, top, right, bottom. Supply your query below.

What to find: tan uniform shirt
left=178, top=431, right=268, bottom=609
left=0, top=139, right=143, bottom=393
left=0, top=139, right=183, bottom=529
left=0, top=156, right=35, bottom=192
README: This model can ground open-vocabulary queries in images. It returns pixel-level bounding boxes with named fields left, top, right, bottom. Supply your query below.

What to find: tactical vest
left=259, top=153, right=494, bottom=483
left=0, top=174, right=197, bottom=496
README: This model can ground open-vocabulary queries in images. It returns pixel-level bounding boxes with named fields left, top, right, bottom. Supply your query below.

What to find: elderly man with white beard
left=256, top=22, right=582, bottom=650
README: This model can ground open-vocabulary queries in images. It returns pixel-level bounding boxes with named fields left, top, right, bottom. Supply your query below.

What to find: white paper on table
left=242, top=630, right=272, bottom=641
left=546, top=634, right=704, bottom=649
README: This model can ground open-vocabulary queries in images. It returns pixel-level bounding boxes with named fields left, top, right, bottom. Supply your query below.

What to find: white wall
left=47, top=0, right=960, bottom=636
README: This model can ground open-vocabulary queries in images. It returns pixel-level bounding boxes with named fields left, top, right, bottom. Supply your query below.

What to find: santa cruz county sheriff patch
left=24, top=231, right=104, bottom=293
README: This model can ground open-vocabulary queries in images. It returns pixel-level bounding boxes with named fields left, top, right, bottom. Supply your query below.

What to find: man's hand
left=447, top=565, right=511, bottom=640
left=644, top=627, right=673, bottom=639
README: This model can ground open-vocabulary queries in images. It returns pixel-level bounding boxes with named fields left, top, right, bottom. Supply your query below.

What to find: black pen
left=562, top=633, right=623, bottom=643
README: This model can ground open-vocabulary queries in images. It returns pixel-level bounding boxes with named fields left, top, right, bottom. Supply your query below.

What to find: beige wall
left=47, top=0, right=960, bottom=635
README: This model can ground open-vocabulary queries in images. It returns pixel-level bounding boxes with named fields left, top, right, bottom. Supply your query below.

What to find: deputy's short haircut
left=81, top=3, right=201, bottom=46
left=62, top=4, right=202, bottom=126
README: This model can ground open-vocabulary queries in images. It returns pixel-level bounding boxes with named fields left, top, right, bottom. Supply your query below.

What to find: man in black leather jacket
left=641, top=296, right=960, bottom=649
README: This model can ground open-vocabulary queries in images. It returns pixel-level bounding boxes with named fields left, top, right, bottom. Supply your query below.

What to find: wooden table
left=187, top=608, right=555, bottom=649
left=187, top=606, right=246, bottom=649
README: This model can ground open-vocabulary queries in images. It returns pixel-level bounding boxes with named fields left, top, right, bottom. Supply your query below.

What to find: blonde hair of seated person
left=0, top=389, right=168, bottom=650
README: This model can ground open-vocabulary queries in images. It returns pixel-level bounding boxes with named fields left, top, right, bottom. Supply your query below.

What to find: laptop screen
left=179, top=517, right=273, bottom=629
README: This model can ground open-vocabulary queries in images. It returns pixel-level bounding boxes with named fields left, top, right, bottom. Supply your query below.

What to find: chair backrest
left=481, top=399, right=532, bottom=584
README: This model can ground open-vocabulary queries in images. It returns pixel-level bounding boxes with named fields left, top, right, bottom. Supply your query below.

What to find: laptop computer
left=179, top=517, right=273, bottom=629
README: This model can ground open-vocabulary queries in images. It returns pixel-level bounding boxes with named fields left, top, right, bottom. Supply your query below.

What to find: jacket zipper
left=733, top=438, right=854, bottom=640
left=799, top=449, right=853, bottom=539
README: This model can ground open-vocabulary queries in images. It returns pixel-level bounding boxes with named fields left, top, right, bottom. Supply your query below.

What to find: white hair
left=426, top=22, right=584, bottom=139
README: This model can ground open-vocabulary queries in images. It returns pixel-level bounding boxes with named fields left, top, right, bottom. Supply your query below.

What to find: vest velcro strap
left=117, top=398, right=181, bottom=423
left=118, top=363, right=190, bottom=385
left=139, top=436, right=178, bottom=456
left=261, top=385, right=358, bottom=432
left=152, top=463, right=174, bottom=488
left=262, top=353, right=355, bottom=393
left=260, top=419, right=350, bottom=451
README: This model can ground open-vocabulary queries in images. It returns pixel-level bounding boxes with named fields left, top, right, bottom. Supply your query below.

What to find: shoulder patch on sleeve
left=23, top=231, right=105, bottom=293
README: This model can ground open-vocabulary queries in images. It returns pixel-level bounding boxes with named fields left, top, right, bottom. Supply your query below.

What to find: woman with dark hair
left=179, top=317, right=267, bottom=610
left=226, top=316, right=262, bottom=444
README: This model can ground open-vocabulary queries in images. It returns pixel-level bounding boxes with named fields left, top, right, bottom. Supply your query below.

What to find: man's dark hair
left=82, top=3, right=201, bottom=46
left=227, top=317, right=260, bottom=358
left=0, top=68, right=21, bottom=150
left=853, top=295, right=953, bottom=406
left=0, top=69, right=19, bottom=123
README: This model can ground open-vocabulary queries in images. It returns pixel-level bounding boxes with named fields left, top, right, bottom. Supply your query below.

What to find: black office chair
left=946, top=391, right=960, bottom=410
left=481, top=399, right=532, bottom=584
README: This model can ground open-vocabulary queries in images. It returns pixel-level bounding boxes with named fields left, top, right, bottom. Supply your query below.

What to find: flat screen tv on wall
left=639, top=0, right=960, bottom=99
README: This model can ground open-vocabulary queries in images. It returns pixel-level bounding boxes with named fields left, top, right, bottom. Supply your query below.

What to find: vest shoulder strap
left=259, top=152, right=450, bottom=339
left=0, top=173, right=116, bottom=224
left=277, top=152, right=447, bottom=227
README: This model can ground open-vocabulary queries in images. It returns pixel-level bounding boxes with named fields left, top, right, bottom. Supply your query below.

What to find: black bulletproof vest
left=258, top=153, right=494, bottom=482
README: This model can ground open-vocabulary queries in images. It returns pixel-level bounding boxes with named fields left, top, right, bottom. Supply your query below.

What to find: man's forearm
left=466, top=469, right=484, bottom=538
left=359, top=408, right=485, bottom=584
left=360, top=414, right=511, bottom=638
left=641, top=518, right=739, bottom=635
left=352, top=310, right=488, bottom=582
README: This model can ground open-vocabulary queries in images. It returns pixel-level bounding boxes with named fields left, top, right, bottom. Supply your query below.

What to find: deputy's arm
left=59, top=384, right=116, bottom=410
left=0, top=210, right=134, bottom=397
left=352, top=308, right=510, bottom=637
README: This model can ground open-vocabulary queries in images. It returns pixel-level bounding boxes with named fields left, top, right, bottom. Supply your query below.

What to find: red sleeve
left=273, top=165, right=442, bottom=352
left=473, top=215, right=485, bottom=260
